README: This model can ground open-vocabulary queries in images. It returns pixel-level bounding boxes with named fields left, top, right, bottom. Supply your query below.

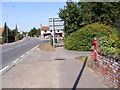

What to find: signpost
left=49, top=18, right=64, bottom=47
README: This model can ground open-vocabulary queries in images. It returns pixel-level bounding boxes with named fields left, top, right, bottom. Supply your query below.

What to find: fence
left=91, top=38, right=120, bottom=88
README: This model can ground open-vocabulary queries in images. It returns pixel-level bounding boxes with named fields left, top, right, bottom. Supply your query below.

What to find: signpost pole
left=52, top=18, right=55, bottom=47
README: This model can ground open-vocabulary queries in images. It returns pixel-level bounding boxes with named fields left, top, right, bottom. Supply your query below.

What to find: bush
left=98, top=35, right=120, bottom=59
left=64, top=23, right=114, bottom=51
left=15, top=33, right=23, bottom=40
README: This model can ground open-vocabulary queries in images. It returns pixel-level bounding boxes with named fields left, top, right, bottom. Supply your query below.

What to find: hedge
left=64, top=23, right=114, bottom=51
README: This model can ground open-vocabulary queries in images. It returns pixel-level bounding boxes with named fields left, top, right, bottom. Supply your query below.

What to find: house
left=0, top=28, right=4, bottom=38
left=40, top=24, right=51, bottom=38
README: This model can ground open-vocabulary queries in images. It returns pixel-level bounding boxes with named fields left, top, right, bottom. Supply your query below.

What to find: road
left=1, top=37, right=49, bottom=69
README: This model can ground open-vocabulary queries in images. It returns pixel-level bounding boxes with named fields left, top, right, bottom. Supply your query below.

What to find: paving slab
left=1, top=43, right=109, bottom=88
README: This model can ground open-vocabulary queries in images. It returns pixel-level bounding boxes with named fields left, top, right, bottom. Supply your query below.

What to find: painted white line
left=32, top=45, right=39, bottom=51
left=26, top=52, right=29, bottom=54
left=21, top=55, right=25, bottom=58
left=13, top=59, right=19, bottom=63
left=0, top=66, right=9, bottom=73
left=3, top=49, right=9, bottom=52
left=10, top=48, right=14, bottom=50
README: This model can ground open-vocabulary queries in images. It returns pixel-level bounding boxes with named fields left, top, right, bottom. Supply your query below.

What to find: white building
left=40, top=24, right=51, bottom=38
left=40, top=18, right=64, bottom=38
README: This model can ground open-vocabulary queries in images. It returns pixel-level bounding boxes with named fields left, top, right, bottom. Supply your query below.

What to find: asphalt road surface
left=1, top=37, right=49, bottom=69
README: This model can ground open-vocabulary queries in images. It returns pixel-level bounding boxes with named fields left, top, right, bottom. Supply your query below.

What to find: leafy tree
left=28, top=27, right=38, bottom=37
left=15, top=33, right=23, bottom=40
left=22, top=31, right=28, bottom=36
left=59, top=1, right=120, bottom=35
left=36, top=28, right=40, bottom=37
left=2, top=22, right=14, bottom=42
left=12, top=24, right=18, bottom=36
left=2, top=22, right=12, bottom=37
left=59, top=0, right=81, bottom=35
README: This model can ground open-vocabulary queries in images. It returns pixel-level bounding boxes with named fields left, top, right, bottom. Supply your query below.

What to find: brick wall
left=91, top=55, right=120, bottom=88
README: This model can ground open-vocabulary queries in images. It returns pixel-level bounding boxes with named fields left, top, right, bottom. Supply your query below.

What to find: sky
left=1, top=2, right=67, bottom=32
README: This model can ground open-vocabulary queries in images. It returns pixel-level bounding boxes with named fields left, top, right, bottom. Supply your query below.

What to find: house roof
left=0, top=28, right=4, bottom=36
left=0, top=27, right=12, bottom=36
left=41, top=26, right=49, bottom=31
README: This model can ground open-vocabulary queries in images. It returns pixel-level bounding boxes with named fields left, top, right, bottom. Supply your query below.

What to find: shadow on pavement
left=56, top=45, right=64, bottom=48
left=54, top=58, right=66, bottom=60
left=72, top=57, right=88, bottom=90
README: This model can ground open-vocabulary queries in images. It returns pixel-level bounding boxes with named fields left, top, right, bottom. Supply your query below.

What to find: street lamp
left=4, top=3, right=16, bottom=43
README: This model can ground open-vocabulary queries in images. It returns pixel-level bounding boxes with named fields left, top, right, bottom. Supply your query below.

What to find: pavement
left=1, top=42, right=109, bottom=88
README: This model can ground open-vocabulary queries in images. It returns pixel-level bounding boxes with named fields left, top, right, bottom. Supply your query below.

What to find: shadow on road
left=72, top=57, right=88, bottom=90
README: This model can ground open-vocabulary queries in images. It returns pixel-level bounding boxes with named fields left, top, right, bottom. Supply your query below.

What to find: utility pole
left=6, top=23, right=8, bottom=43
left=52, top=18, right=55, bottom=47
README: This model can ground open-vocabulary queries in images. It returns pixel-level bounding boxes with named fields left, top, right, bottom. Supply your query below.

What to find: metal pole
left=52, top=18, right=55, bottom=47
left=6, top=24, right=8, bottom=43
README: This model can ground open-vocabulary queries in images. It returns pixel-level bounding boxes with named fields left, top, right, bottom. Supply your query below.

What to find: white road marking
left=0, top=66, right=9, bottom=73
left=26, top=52, right=29, bottom=54
left=21, top=55, right=25, bottom=58
left=3, top=49, right=9, bottom=52
left=13, top=59, right=19, bottom=63
left=3, top=48, right=14, bottom=52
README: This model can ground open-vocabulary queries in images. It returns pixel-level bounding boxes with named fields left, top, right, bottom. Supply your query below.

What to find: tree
left=12, top=24, right=18, bottom=36
left=28, top=27, right=37, bottom=37
left=2, top=22, right=14, bottom=42
left=36, top=28, right=40, bottom=37
left=59, top=1, right=120, bottom=35
left=2, top=22, right=12, bottom=37
left=22, top=31, right=28, bottom=36
left=59, top=0, right=81, bottom=35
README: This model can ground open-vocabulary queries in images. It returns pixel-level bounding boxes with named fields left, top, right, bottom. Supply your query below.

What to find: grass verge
left=38, top=42, right=56, bottom=52
left=75, top=55, right=93, bottom=67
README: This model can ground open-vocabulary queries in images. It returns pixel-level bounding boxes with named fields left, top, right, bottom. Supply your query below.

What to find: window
left=44, top=30, right=47, bottom=33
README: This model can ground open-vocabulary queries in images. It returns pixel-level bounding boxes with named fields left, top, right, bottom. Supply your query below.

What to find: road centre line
left=0, top=66, right=9, bottom=74
left=13, top=59, right=19, bottom=64
left=26, top=52, right=30, bottom=54
left=21, top=55, right=25, bottom=58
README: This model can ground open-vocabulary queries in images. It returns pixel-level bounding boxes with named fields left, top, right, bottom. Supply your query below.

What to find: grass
left=38, top=42, right=56, bottom=52
left=75, top=55, right=93, bottom=67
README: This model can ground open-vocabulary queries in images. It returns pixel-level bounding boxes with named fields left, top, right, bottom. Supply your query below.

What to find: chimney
left=40, top=24, right=42, bottom=28
left=40, top=24, right=42, bottom=31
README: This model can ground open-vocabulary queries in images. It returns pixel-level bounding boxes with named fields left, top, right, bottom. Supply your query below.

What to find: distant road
left=2, top=37, right=49, bottom=69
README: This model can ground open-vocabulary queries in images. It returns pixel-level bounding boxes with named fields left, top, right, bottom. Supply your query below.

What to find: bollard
left=93, top=38, right=98, bottom=60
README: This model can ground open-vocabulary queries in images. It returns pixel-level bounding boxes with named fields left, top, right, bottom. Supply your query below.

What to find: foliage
left=64, top=23, right=114, bottom=51
left=15, top=33, right=23, bottom=40
left=2, top=22, right=12, bottom=38
left=0, top=37, right=6, bottom=44
left=98, top=35, right=120, bottom=59
left=28, top=27, right=40, bottom=37
left=59, top=1, right=120, bottom=35
left=12, top=24, right=18, bottom=36
left=2, top=22, right=15, bottom=43
left=36, top=28, right=41, bottom=37
left=59, top=1, right=82, bottom=35
left=22, top=31, right=28, bottom=36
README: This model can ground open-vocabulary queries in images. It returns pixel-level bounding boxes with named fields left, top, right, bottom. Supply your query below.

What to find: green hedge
left=64, top=23, right=114, bottom=51
left=98, top=35, right=120, bottom=59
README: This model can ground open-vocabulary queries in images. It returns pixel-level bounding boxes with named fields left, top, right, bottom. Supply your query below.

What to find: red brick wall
left=91, top=55, right=120, bottom=88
